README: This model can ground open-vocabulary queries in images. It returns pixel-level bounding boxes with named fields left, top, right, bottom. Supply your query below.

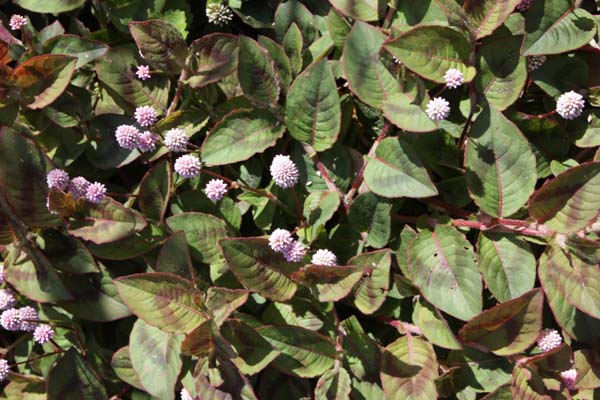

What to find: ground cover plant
left=0, top=0, right=599, bottom=398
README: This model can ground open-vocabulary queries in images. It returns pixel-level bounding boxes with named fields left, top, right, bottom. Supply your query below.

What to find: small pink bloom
left=426, top=97, right=450, bottom=121
left=136, top=65, right=151, bottom=80
left=115, top=125, right=140, bottom=150
left=9, top=15, right=27, bottom=31
left=164, top=128, right=189, bottom=152
left=174, top=155, right=201, bottom=178
left=311, top=249, right=337, bottom=266
left=68, top=177, right=90, bottom=199
left=134, top=106, right=158, bottom=127
left=137, top=131, right=159, bottom=152
left=204, top=179, right=228, bottom=201
left=47, top=169, right=69, bottom=190
left=33, top=324, right=55, bottom=344
left=444, top=68, right=464, bottom=89
left=269, top=229, right=293, bottom=253
left=284, top=241, right=306, bottom=263
left=270, top=155, right=299, bottom=189
left=86, top=182, right=106, bottom=204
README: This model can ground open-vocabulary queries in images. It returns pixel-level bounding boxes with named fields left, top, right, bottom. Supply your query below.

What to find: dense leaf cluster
left=0, top=0, right=599, bottom=399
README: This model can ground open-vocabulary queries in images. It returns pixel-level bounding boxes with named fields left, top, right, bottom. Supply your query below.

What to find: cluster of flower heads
left=556, top=91, right=585, bottom=120
left=516, top=0, right=534, bottom=12
left=423, top=68, right=466, bottom=122
left=269, top=229, right=307, bottom=262
left=0, top=305, right=54, bottom=344
left=9, top=15, right=27, bottom=31
left=47, top=169, right=105, bottom=205
left=206, top=2, right=234, bottom=26
left=536, top=329, right=578, bottom=390
left=270, top=155, right=299, bottom=189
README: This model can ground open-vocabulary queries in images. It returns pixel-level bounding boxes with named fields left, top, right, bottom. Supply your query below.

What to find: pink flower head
left=0, top=308, right=20, bottom=331
left=0, top=263, right=5, bottom=284
left=0, top=290, right=16, bottom=311
left=136, top=65, right=151, bottom=81
left=444, top=68, right=464, bottom=89
left=68, top=177, right=90, bottom=200
left=311, top=249, right=337, bottom=266
left=283, top=241, right=307, bottom=263
left=536, top=329, right=562, bottom=353
left=18, top=306, right=39, bottom=331
left=33, top=324, right=55, bottom=344
left=137, top=131, right=159, bottom=152
left=516, top=0, right=533, bottom=12
left=269, top=228, right=293, bottom=253
left=426, top=97, right=450, bottom=121
left=115, top=125, right=140, bottom=150
left=204, top=179, right=228, bottom=201
left=47, top=169, right=69, bottom=190
left=556, top=91, right=585, bottom=120
left=9, top=15, right=27, bottom=31
left=134, top=106, right=158, bottom=127
left=0, top=359, right=9, bottom=382
left=174, top=155, right=201, bottom=179
left=270, top=155, right=299, bottom=189
left=180, top=388, right=193, bottom=400
left=560, top=368, right=577, bottom=390
left=85, top=182, right=106, bottom=204
left=164, top=128, right=189, bottom=152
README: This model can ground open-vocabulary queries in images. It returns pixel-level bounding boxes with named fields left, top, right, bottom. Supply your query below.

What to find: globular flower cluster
left=0, top=306, right=39, bottom=331
left=9, top=15, right=27, bottom=31
left=536, top=329, right=562, bottom=353
left=134, top=106, right=158, bottom=127
left=0, top=290, right=17, bottom=311
left=136, top=65, right=151, bottom=81
left=174, top=155, right=202, bottom=179
left=270, top=155, right=299, bottom=189
left=206, top=3, right=234, bottom=26
left=556, top=91, right=585, bottom=120
left=0, top=263, right=5, bottom=285
left=268, top=229, right=307, bottom=262
left=526, top=55, right=546, bottom=72
left=444, top=68, right=464, bottom=89
left=115, top=125, right=140, bottom=150
left=311, top=249, right=338, bottom=266
left=164, top=128, right=189, bottom=152
left=560, top=368, right=577, bottom=390
left=426, top=97, right=451, bottom=121
left=33, top=324, right=55, bottom=344
left=0, top=359, right=9, bottom=383
left=46, top=170, right=105, bottom=204
left=138, top=131, right=159, bottom=152
left=516, top=0, right=533, bottom=12
left=46, top=169, right=70, bottom=191
left=204, top=179, right=228, bottom=201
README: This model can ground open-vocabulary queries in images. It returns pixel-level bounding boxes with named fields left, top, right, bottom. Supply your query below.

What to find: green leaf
left=274, top=0, right=318, bottom=44
left=341, top=316, right=381, bottom=380
left=114, top=272, right=208, bottom=333
left=68, top=198, right=148, bottom=245
left=14, top=0, right=84, bottom=13
left=343, top=21, right=400, bottom=109
left=238, top=35, right=280, bottom=107
left=529, top=162, right=600, bottom=233
left=465, top=0, right=522, bottom=39
left=129, top=19, right=188, bottom=74
left=86, top=114, right=141, bottom=169
left=155, top=231, right=194, bottom=280
left=111, top=347, right=144, bottom=391
left=574, top=349, right=600, bottom=390
left=530, top=54, right=588, bottom=98
left=37, top=230, right=98, bottom=274
left=382, top=92, right=438, bottom=133
left=447, top=348, right=512, bottom=394
left=522, top=0, right=597, bottom=56
left=221, top=319, right=280, bottom=375
left=538, top=244, right=600, bottom=320
left=347, top=192, right=392, bottom=249
left=413, top=298, right=462, bottom=350
left=292, top=265, right=364, bottom=302
left=187, top=33, right=238, bottom=88
left=458, top=289, right=543, bottom=356
left=540, top=250, right=600, bottom=345
left=285, top=59, right=341, bottom=152
left=303, top=190, right=340, bottom=229
left=14, top=54, right=76, bottom=110
left=381, top=335, right=439, bottom=400
left=96, top=46, right=170, bottom=110
left=258, top=35, right=292, bottom=94
left=201, top=109, right=285, bottom=167
left=465, top=105, right=537, bottom=217
left=349, top=249, right=391, bottom=315
left=408, top=225, right=482, bottom=321
left=166, top=212, right=230, bottom=265
left=510, top=365, right=550, bottom=399
left=129, top=319, right=183, bottom=400
left=47, top=348, right=107, bottom=400
left=315, top=367, right=351, bottom=400
left=257, top=325, right=336, bottom=378
left=477, top=232, right=536, bottom=302
left=384, top=26, right=476, bottom=84
left=44, top=35, right=109, bottom=69
left=137, top=159, right=172, bottom=223
left=205, top=287, right=249, bottom=326
left=283, top=24, right=303, bottom=76
left=475, top=35, right=527, bottom=110
left=328, top=0, right=385, bottom=21
left=0, top=129, right=60, bottom=228
left=364, top=137, right=438, bottom=199
left=220, top=237, right=299, bottom=302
